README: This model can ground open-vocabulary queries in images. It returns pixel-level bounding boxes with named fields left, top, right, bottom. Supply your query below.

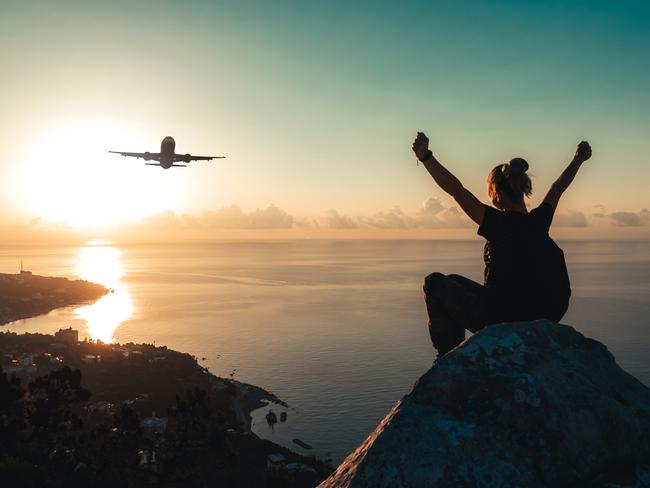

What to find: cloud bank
left=8, top=201, right=648, bottom=245
left=139, top=205, right=294, bottom=230
left=330, top=198, right=473, bottom=230
left=592, top=207, right=649, bottom=227
left=128, top=200, right=650, bottom=233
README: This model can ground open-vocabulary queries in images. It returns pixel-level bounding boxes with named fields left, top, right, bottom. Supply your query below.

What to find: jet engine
left=183, top=153, right=192, bottom=163
left=144, top=151, right=151, bottom=161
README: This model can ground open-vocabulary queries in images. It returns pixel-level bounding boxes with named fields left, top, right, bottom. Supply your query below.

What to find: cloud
left=416, top=197, right=445, bottom=219
left=610, top=211, right=641, bottom=227
left=413, top=198, right=472, bottom=229
left=640, top=209, right=650, bottom=224
left=602, top=209, right=649, bottom=227
left=144, top=210, right=182, bottom=229
left=125, top=201, right=650, bottom=234
left=201, top=204, right=294, bottom=229
left=553, top=210, right=588, bottom=227
left=325, top=209, right=357, bottom=229
left=436, top=207, right=473, bottom=228
left=362, top=206, right=415, bottom=229
left=324, top=198, right=472, bottom=230
left=588, top=206, right=649, bottom=227
left=139, top=204, right=294, bottom=230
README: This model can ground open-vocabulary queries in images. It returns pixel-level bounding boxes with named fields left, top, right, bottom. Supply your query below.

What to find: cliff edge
left=320, top=320, right=650, bottom=488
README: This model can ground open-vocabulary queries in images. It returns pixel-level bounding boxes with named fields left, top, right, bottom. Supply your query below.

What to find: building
left=141, top=412, right=168, bottom=436
left=266, top=453, right=287, bottom=474
left=138, top=449, right=159, bottom=472
left=54, top=327, right=78, bottom=344
left=4, top=354, right=37, bottom=375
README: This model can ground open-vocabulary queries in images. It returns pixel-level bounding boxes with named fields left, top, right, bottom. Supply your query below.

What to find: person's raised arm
left=543, top=141, right=592, bottom=211
left=412, top=132, right=485, bottom=225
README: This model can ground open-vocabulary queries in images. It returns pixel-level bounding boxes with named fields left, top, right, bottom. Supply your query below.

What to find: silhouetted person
left=412, top=133, right=592, bottom=358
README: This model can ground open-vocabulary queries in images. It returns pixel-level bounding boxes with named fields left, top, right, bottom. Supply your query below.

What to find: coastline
left=227, top=377, right=289, bottom=431
left=0, top=272, right=108, bottom=326
left=0, top=270, right=286, bottom=430
left=0, top=330, right=287, bottom=432
left=0, top=328, right=331, bottom=485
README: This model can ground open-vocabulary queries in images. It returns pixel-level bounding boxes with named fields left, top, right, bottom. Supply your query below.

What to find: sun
left=9, top=119, right=182, bottom=228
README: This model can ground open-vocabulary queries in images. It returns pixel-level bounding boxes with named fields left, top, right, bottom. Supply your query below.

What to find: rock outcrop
left=320, top=320, right=650, bottom=488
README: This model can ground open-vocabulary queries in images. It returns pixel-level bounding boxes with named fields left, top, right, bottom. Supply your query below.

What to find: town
left=0, top=327, right=331, bottom=486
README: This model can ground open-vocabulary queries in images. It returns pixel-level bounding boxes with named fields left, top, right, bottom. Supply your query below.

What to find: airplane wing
left=173, top=154, right=226, bottom=163
left=108, top=151, right=161, bottom=161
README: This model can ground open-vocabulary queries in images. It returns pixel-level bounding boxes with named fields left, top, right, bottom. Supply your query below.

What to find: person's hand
left=575, top=141, right=592, bottom=163
left=412, top=132, right=431, bottom=161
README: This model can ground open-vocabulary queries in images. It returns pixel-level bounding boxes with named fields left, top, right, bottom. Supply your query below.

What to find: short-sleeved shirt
left=477, top=203, right=571, bottom=325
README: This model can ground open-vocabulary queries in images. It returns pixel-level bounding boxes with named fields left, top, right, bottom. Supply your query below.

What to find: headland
left=0, top=271, right=108, bottom=325
left=0, top=329, right=331, bottom=486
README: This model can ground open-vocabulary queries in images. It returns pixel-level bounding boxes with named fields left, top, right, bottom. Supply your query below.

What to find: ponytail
left=488, top=158, right=532, bottom=208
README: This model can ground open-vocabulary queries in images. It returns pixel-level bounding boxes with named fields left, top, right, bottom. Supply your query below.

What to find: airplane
left=109, top=136, right=225, bottom=169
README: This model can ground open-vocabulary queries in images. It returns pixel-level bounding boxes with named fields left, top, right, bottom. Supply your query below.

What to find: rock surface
left=320, top=320, right=650, bottom=488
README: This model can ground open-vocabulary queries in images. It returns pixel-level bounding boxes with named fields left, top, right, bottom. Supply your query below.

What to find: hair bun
left=507, top=158, right=529, bottom=176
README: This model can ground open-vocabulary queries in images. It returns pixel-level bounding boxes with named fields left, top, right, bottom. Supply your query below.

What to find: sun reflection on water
left=74, top=244, right=133, bottom=343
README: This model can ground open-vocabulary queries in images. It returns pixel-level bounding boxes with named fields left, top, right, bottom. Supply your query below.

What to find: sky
left=1, top=0, right=649, bottom=239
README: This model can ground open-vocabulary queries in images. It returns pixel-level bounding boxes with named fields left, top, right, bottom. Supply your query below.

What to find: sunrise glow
left=8, top=120, right=183, bottom=227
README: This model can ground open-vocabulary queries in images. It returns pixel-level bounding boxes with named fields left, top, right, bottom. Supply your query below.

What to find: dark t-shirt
left=477, top=202, right=571, bottom=325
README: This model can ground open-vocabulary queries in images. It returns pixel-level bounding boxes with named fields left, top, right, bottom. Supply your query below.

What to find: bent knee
left=423, top=272, right=446, bottom=294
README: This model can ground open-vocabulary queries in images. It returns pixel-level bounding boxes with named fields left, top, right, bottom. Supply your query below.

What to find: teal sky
left=1, top=0, right=648, bottom=233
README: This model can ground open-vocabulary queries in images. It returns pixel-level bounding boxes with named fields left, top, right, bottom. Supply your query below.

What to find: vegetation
left=0, top=332, right=331, bottom=487
left=0, top=273, right=107, bottom=325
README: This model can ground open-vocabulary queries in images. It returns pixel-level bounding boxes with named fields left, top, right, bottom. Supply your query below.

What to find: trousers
left=423, top=272, right=486, bottom=357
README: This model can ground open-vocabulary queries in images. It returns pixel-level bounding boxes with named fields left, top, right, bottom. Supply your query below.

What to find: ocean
left=1, top=239, right=648, bottom=463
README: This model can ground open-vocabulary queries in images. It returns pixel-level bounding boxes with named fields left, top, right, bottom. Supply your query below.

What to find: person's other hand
left=575, top=141, right=592, bottom=163
left=412, top=132, right=430, bottom=161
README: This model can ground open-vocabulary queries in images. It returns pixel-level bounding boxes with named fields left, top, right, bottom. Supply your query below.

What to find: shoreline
left=0, top=272, right=108, bottom=326
left=0, top=329, right=331, bottom=484
left=0, top=271, right=295, bottom=448
left=0, top=329, right=331, bottom=485
left=226, top=377, right=289, bottom=431
left=0, top=329, right=289, bottom=435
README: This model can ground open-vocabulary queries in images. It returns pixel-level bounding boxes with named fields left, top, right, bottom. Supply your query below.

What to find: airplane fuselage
left=159, top=136, right=176, bottom=169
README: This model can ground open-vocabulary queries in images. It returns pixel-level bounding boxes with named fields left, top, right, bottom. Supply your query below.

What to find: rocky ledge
left=320, top=320, right=650, bottom=488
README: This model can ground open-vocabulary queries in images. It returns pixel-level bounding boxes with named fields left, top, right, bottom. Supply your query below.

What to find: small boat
left=292, top=438, right=312, bottom=450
